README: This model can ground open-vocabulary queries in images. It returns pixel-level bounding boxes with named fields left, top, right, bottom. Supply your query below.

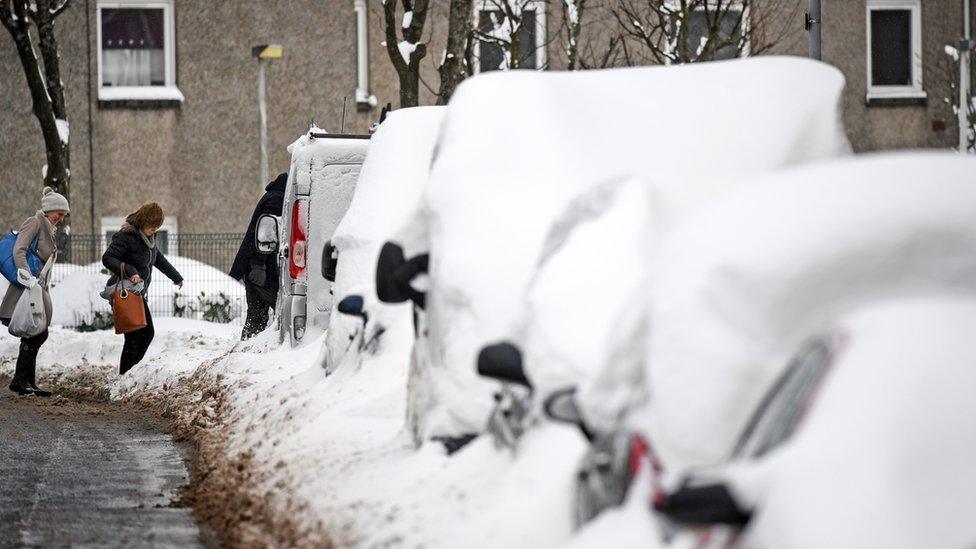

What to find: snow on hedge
left=399, top=56, right=851, bottom=440
left=44, top=255, right=245, bottom=327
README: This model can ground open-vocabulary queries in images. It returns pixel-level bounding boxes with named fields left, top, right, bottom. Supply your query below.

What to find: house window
left=97, top=1, right=183, bottom=102
left=101, top=216, right=178, bottom=255
left=866, top=0, right=924, bottom=101
left=684, top=7, right=744, bottom=61
left=475, top=1, right=546, bottom=72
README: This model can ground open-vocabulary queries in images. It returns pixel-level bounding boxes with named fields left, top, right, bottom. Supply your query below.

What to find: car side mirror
left=476, top=342, right=532, bottom=388
left=653, top=479, right=752, bottom=527
left=376, top=242, right=428, bottom=309
left=543, top=387, right=594, bottom=441
left=337, top=294, right=367, bottom=324
left=322, top=240, right=338, bottom=282
left=255, top=214, right=280, bottom=254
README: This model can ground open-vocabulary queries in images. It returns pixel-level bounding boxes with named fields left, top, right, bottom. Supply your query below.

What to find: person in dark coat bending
left=102, top=201, right=184, bottom=375
left=230, top=172, right=287, bottom=339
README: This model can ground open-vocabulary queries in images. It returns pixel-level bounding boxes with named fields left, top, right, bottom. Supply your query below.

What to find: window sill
left=97, top=86, right=184, bottom=109
left=865, top=90, right=927, bottom=107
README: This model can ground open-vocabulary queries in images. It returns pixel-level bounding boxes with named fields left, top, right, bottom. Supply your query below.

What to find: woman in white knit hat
left=0, top=187, right=69, bottom=397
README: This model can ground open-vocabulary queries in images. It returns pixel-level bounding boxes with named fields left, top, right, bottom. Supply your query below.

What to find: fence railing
left=53, top=233, right=247, bottom=329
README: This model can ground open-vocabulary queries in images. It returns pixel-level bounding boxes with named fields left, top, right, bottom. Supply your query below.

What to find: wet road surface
left=0, top=393, right=202, bottom=548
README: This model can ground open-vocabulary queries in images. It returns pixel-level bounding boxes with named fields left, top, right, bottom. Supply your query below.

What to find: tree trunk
left=35, top=0, right=71, bottom=195
left=383, top=0, right=430, bottom=108
left=1, top=0, right=72, bottom=245
left=437, top=0, right=473, bottom=105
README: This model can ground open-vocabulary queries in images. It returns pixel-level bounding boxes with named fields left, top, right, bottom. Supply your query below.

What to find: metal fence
left=54, top=233, right=247, bottom=329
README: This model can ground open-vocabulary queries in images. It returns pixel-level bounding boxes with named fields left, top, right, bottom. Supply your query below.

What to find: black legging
left=120, top=298, right=154, bottom=375
left=1, top=317, right=48, bottom=388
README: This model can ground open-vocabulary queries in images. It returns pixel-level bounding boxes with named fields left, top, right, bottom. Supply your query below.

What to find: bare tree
left=611, top=0, right=798, bottom=65
left=1, top=0, right=72, bottom=232
left=560, top=0, right=626, bottom=70
left=437, top=0, right=474, bottom=104
left=383, top=0, right=431, bottom=107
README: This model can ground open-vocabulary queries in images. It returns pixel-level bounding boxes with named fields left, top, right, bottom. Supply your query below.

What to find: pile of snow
left=730, top=297, right=976, bottom=548
left=0, top=315, right=590, bottom=547
left=0, top=317, right=238, bottom=396
left=324, top=106, right=446, bottom=372
left=396, top=56, right=850, bottom=439
left=639, top=153, right=976, bottom=470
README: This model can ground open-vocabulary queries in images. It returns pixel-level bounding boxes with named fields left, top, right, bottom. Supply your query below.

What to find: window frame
left=865, top=0, right=925, bottom=101
left=472, top=0, right=547, bottom=74
left=96, top=0, right=183, bottom=102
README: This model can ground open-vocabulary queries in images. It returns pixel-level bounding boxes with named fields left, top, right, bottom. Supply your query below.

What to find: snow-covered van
left=276, top=130, right=370, bottom=344
left=324, top=106, right=445, bottom=373
left=379, top=56, right=851, bottom=447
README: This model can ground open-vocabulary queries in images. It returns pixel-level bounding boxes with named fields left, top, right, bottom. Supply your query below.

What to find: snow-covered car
left=654, top=297, right=976, bottom=549
left=382, top=56, right=849, bottom=448
left=548, top=153, right=976, bottom=532
left=323, top=106, right=445, bottom=373
left=273, top=129, right=370, bottom=344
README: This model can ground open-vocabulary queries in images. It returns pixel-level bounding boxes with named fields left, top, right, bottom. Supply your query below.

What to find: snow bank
left=0, top=317, right=237, bottom=397
left=324, top=106, right=445, bottom=372
left=641, top=153, right=976, bottom=470
left=401, top=56, right=850, bottom=439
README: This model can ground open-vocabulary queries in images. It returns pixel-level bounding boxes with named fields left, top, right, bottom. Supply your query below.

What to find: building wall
left=823, top=0, right=964, bottom=151
left=1, top=0, right=372, bottom=235
left=1, top=0, right=969, bottom=235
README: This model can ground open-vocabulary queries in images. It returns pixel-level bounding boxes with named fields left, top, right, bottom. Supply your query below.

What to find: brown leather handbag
left=112, top=263, right=147, bottom=334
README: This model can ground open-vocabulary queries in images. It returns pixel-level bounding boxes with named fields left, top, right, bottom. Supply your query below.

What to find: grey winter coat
left=0, top=211, right=57, bottom=325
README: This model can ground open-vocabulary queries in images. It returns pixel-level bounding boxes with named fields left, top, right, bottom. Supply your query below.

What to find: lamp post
left=806, top=0, right=822, bottom=61
left=251, top=44, right=283, bottom=191
left=960, top=1, right=972, bottom=153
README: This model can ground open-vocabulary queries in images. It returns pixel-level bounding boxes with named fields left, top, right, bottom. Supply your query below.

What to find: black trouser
left=1, top=317, right=48, bottom=388
left=120, top=298, right=154, bottom=375
left=242, top=281, right=277, bottom=340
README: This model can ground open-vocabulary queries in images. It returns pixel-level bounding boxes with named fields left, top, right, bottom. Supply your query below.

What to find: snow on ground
left=0, top=310, right=590, bottom=547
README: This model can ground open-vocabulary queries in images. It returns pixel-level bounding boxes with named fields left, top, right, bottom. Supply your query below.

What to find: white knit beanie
left=41, top=186, right=70, bottom=213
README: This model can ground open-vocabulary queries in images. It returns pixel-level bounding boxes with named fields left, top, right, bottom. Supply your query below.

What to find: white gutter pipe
left=354, top=0, right=377, bottom=110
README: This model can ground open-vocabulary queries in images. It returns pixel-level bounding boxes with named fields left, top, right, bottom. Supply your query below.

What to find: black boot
left=8, top=381, right=33, bottom=396
left=26, top=366, right=52, bottom=398
left=16, top=331, right=51, bottom=397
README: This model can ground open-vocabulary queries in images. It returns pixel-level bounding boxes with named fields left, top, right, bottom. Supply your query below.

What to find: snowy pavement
left=0, top=394, right=202, bottom=547
left=0, top=319, right=602, bottom=547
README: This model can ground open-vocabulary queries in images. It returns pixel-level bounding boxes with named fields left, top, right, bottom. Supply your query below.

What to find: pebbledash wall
left=0, top=1, right=969, bottom=237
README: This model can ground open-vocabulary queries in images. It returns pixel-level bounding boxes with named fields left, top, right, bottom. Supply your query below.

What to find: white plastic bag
left=8, top=284, right=45, bottom=338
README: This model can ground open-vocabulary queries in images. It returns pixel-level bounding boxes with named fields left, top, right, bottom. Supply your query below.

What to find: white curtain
left=102, top=49, right=164, bottom=86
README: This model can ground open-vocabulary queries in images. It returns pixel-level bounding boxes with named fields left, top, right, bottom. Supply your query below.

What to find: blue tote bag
left=0, top=231, right=43, bottom=289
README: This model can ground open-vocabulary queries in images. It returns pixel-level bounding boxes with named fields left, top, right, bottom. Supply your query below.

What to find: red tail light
left=629, top=433, right=668, bottom=510
left=289, top=199, right=308, bottom=279
left=629, top=434, right=650, bottom=476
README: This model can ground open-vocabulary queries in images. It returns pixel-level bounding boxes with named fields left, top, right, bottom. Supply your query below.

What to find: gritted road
left=0, top=394, right=203, bottom=548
